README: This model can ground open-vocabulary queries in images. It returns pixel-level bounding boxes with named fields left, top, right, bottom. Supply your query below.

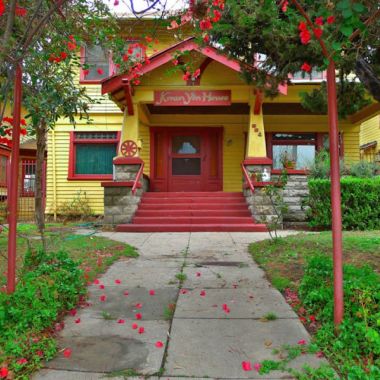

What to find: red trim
left=101, top=38, right=288, bottom=98
left=101, top=181, right=142, bottom=188
left=68, top=131, right=121, bottom=180
left=253, top=91, right=263, bottom=115
left=271, top=169, right=308, bottom=175
left=113, top=157, right=144, bottom=165
left=243, top=157, right=273, bottom=165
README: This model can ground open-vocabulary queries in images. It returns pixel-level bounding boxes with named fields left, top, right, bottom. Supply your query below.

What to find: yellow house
left=360, top=112, right=380, bottom=162
left=45, top=22, right=378, bottom=231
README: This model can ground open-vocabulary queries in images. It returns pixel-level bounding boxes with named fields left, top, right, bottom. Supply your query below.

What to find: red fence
left=0, top=159, right=46, bottom=221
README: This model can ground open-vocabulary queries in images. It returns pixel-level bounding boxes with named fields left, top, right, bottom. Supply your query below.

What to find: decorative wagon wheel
left=120, top=140, right=138, bottom=157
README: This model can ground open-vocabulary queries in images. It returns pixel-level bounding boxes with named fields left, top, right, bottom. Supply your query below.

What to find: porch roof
left=101, top=37, right=288, bottom=114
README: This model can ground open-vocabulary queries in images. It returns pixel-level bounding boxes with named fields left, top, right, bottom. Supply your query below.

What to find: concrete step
left=116, top=224, right=268, bottom=232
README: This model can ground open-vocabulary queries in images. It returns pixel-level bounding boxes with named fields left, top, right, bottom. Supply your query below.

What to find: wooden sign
left=154, top=90, right=231, bottom=106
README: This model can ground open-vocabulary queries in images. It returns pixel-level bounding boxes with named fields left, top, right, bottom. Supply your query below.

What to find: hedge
left=307, top=177, right=380, bottom=230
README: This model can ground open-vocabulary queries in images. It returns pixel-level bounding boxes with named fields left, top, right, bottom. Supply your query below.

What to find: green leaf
left=342, top=8, right=353, bottom=18
left=332, top=41, right=342, bottom=51
left=336, top=0, right=351, bottom=11
left=340, top=25, right=353, bottom=37
left=352, top=3, right=366, bottom=13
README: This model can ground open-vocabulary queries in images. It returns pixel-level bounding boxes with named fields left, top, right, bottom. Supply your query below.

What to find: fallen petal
left=115, top=279, right=121, bottom=284
left=63, top=348, right=72, bottom=358
left=132, top=323, right=138, bottom=329
left=69, top=309, right=77, bottom=316
left=196, top=272, right=201, bottom=277
left=100, top=295, right=106, bottom=302
left=117, top=319, right=125, bottom=324
left=155, top=341, right=164, bottom=348
left=74, top=318, right=81, bottom=324
left=297, top=339, right=307, bottom=345
left=94, top=279, right=100, bottom=285
left=242, top=361, right=252, bottom=371
left=135, top=313, right=142, bottom=320
left=135, top=303, right=143, bottom=309
left=149, top=289, right=156, bottom=296
left=99, top=285, right=105, bottom=290
left=200, top=290, right=206, bottom=297
left=124, top=291, right=129, bottom=296
left=138, top=326, right=145, bottom=334
left=253, top=363, right=261, bottom=372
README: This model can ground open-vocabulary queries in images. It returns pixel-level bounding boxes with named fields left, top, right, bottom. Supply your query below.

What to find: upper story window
left=80, top=45, right=112, bottom=83
left=0, top=154, right=8, bottom=187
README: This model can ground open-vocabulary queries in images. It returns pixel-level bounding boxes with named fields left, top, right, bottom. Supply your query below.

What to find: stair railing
left=132, top=162, right=145, bottom=195
left=241, top=163, right=255, bottom=193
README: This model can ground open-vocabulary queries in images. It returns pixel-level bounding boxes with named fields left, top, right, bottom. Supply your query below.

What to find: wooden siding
left=360, top=116, right=380, bottom=161
left=46, top=116, right=122, bottom=215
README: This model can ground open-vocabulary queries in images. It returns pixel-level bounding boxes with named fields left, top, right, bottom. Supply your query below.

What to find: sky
left=106, top=0, right=189, bottom=17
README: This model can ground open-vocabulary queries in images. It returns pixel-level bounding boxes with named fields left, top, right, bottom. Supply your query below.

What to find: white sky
left=106, top=0, right=189, bottom=17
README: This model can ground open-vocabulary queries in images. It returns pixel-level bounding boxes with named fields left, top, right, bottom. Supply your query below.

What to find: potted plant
left=280, top=151, right=296, bottom=170
left=251, top=171, right=262, bottom=182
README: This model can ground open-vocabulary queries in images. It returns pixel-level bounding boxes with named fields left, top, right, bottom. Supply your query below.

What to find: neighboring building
left=45, top=22, right=379, bottom=230
left=360, top=113, right=380, bottom=163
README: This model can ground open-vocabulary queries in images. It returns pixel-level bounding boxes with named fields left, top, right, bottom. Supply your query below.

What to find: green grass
left=0, top=223, right=138, bottom=286
left=249, top=231, right=380, bottom=290
left=175, top=272, right=187, bottom=282
left=263, top=312, right=278, bottom=321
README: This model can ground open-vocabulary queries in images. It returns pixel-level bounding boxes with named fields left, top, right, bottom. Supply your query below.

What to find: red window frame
left=266, top=132, right=344, bottom=172
left=0, top=149, right=10, bottom=188
left=68, top=131, right=121, bottom=180
left=79, top=42, right=146, bottom=84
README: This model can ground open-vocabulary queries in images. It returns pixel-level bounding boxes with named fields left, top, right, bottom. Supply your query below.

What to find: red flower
left=300, top=29, right=311, bottom=44
left=97, top=68, right=104, bottom=75
left=17, top=358, right=28, bottom=365
left=253, top=363, right=262, bottom=372
left=172, top=59, right=179, bottom=66
left=135, top=313, right=142, bottom=320
left=63, top=348, right=72, bottom=358
left=314, top=28, right=323, bottom=39
left=69, top=309, right=77, bottom=316
left=199, top=19, right=212, bottom=31
left=68, top=35, right=75, bottom=41
left=299, top=316, right=307, bottom=323
left=301, top=62, right=312, bottom=73
left=114, top=0, right=119, bottom=5
left=327, top=15, right=335, bottom=24
left=281, top=1, right=289, bottom=12
left=309, top=315, right=316, bottom=322
left=297, top=339, right=307, bottom=345
left=203, top=34, right=210, bottom=43
left=20, top=118, right=26, bottom=126
left=183, top=71, right=191, bottom=81
left=149, top=289, right=155, bottom=296
left=99, top=295, right=106, bottom=302
left=0, top=367, right=8, bottom=378
left=0, top=0, right=5, bottom=17
left=3, top=116, right=13, bottom=124
left=298, top=21, right=308, bottom=31
left=145, top=36, right=153, bottom=43
left=83, top=69, right=90, bottom=77
left=155, top=341, right=164, bottom=348
left=122, top=54, right=129, bottom=62
left=315, top=17, right=324, bottom=26
left=15, top=6, right=27, bottom=17
left=36, top=350, right=44, bottom=357
left=138, top=326, right=145, bottom=334
left=212, top=9, right=222, bottom=22
left=316, top=351, right=324, bottom=358
left=20, top=128, right=27, bottom=136
left=132, top=323, right=138, bottom=329
left=67, top=42, right=76, bottom=51
left=242, top=361, right=252, bottom=371
left=60, top=51, right=68, bottom=60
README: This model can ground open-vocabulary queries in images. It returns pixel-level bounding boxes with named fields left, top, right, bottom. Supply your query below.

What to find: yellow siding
left=46, top=115, right=123, bottom=215
left=360, top=116, right=380, bottom=161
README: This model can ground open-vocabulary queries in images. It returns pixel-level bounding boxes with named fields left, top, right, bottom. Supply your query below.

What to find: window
left=21, top=160, right=36, bottom=196
left=267, top=132, right=344, bottom=170
left=80, top=45, right=112, bottom=82
left=68, top=131, right=120, bottom=180
left=0, top=155, right=7, bottom=187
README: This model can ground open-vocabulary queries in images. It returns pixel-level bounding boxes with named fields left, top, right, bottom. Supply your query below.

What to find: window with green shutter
left=69, top=131, right=120, bottom=179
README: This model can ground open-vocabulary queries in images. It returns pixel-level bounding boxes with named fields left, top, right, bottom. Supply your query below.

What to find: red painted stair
left=116, top=192, right=267, bottom=232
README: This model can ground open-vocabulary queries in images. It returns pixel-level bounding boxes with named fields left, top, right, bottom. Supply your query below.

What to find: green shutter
left=75, top=144, right=116, bottom=174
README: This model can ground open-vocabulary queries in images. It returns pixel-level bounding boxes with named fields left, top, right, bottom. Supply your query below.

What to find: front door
left=151, top=128, right=222, bottom=192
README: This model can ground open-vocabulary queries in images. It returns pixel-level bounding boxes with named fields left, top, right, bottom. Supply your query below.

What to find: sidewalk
left=34, top=231, right=327, bottom=379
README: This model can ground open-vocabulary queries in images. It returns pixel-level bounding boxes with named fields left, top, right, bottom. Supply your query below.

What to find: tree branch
left=1, top=0, right=17, bottom=48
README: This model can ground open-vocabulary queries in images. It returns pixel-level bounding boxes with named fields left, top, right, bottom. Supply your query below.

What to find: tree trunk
left=355, top=58, right=380, bottom=102
left=35, top=121, right=47, bottom=250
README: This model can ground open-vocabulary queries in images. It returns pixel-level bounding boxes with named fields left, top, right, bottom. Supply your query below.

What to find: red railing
left=132, top=162, right=144, bottom=195
left=241, top=163, right=255, bottom=193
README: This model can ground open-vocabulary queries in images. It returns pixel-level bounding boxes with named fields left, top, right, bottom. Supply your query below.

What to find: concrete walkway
left=35, top=231, right=327, bottom=380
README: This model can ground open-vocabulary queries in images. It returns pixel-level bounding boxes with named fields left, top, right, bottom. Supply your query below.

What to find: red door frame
left=150, top=127, right=223, bottom=192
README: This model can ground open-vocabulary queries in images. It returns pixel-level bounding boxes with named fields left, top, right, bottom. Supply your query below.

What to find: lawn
left=249, top=231, right=380, bottom=291
left=249, top=231, right=380, bottom=379
left=0, top=223, right=137, bottom=287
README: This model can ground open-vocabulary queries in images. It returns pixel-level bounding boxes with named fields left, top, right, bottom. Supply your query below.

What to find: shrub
left=0, top=250, right=85, bottom=377
left=349, top=160, right=379, bottom=178
left=299, top=255, right=380, bottom=378
left=307, top=177, right=380, bottom=229
left=58, top=190, right=93, bottom=219
left=308, top=150, right=349, bottom=179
